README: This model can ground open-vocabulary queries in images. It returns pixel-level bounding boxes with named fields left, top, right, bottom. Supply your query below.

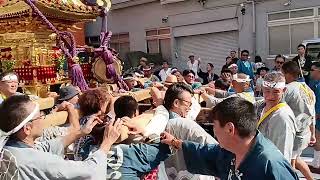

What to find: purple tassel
left=70, top=64, right=89, bottom=91
left=25, top=0, right=89, bottom=91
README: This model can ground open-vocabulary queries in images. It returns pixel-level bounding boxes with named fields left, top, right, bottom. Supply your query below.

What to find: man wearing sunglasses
left=272, top=54, right=286, bottom=72
left=236, top=50, right=255, bottom=80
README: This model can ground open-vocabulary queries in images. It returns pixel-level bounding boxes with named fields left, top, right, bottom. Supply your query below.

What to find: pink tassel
left=69, top=64, right=89, bottom=91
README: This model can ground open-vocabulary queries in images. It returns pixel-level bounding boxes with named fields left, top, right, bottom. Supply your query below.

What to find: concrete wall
left=85, top=0, right=251, bottom=57
left=86, top=0, right=320, bottom=64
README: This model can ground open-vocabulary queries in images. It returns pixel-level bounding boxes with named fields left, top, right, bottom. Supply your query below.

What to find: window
left=268, top=7, right=320, bottom=55
left=290, top=9, right=313, bottom=18
left=319, top=22, right=320, bottom=36
left=290, top=23, right=314, bottom=53
left=146, top=28, right=171, bottom=61
left=268, top=12, right=289, bottom=21
left=110, top=33, right=130, bottom=59
left=269, top=25, right=290, bottom=55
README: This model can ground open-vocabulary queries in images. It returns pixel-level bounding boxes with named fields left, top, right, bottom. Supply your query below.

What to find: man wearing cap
left=187, top=54, right=200, bottom=79
left=257, top=72, right=296, bottom=162
left=0, top=72, right=23, bottom=104
left=58, top=85, right=80, bottom=106
left=202, top=73, right=255, bottom=107
left=0, top=95, right=122, bottom=179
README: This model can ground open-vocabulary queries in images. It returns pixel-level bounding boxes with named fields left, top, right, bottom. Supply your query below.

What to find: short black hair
left=214, top=79, right=230, bottom=90
left=282, top=61, right=300, bottom=78
left=208, top=63, right=214, bottom=68
left=163, top=61, right=168, bottom=65
left=241, top=50, right=249, bottom=55
left=163, top=82, right=193, bottom=110
left=254, top=56, right=262, bottom=63
left=226, top=56, right=231, bottom=61
left=257, top=67, right=269, bottom=75
left=182, top=69, right=195, bottom=77
left=221, top=69, right=232, bottom=74
left=211, top=97, right=257, bottom=138
left=0, top=95, right=32, bottom=132
left=114, top=95, right=138, bottom=119
left=230, top=50, right=236, bottom=53
left=274, top=54, right=286, bottom=62
left=297, top=44, right=306, bottom=50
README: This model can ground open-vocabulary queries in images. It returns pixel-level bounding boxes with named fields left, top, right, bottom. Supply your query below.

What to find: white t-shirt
left=159, top=68, right=172, bottom=82
left=187, top=60, right=199, bottom=78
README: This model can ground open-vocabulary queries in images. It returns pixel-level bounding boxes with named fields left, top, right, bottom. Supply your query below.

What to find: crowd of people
left=0, top=43, right=319, bottom=180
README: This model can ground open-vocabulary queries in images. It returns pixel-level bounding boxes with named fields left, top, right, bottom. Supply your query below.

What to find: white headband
left=228, top=64, right=238, bottom=69
left=1, top=74, right=18, bottom=81
left=262, top=81, right=286, bottom=89
left=233, top=75, right=251, bottom=83
left=0, top=103, right=39, bottom=155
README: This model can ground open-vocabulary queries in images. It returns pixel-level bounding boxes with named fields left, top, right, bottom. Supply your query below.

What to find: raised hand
left=122, top=117, right=145, bottom=135
left=56, top=101, right=74, bottom=111
left=160, top=131, right=175, bottom=145
left=102, top=119, right=122, bottom=145
left=80, top=115, right=103, bottom=135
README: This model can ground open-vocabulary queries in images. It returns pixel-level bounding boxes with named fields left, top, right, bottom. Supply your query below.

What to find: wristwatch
left=171, top=138, right=182, bottom=150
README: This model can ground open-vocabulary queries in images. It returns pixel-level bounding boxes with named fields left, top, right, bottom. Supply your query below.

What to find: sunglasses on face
left=187, top=75, right=195, bottom=78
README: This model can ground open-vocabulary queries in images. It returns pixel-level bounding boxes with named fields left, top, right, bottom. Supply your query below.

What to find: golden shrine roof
left=0, top=0, right=100, bottom=21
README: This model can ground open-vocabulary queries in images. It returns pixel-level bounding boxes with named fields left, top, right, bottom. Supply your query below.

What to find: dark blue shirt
left=182, top=131, right=299, bottom=180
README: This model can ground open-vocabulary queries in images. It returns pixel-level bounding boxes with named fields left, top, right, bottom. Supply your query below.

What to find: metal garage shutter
left=175, top=31, right=239, bottom=75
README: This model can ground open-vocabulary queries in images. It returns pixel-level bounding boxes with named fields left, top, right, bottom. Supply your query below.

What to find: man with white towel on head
left=0, top=72, right=23, bottom=104
left=257, top=72, right=296, bottom=162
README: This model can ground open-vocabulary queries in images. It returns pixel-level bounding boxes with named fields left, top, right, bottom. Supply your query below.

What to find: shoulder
left=292, top=56, right=299, bottom=61
left=275, top=105, right=296, bottom=126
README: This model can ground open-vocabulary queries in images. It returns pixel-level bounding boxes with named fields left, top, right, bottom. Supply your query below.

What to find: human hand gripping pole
left=160, top=132, right=183, bottom=150
left=62, top=115, right=103, bottom=148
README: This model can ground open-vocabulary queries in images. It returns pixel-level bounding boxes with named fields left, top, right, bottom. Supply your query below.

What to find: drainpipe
left=246, top=0, right=256, bottom=56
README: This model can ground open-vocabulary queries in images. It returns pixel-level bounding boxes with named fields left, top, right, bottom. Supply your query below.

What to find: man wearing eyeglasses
left=162, top=82, right=216, bottom=180
left=236, top=50, right=255, bottom=80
